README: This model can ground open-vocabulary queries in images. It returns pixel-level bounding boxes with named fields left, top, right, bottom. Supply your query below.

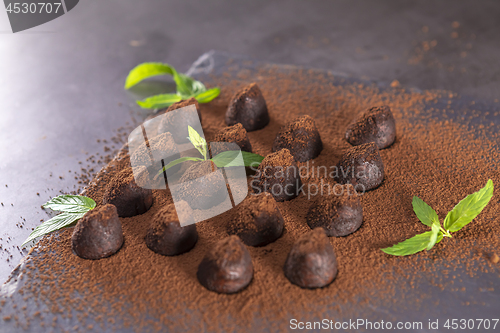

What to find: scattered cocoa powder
left=2, top=63, right=500, bottom=332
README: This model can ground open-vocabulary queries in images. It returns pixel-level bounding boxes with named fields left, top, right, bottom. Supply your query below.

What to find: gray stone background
left=0, top=0, right=499, bottom=283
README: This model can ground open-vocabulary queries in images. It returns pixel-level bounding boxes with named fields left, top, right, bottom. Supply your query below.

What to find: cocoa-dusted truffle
left=212, top=123, right=253, bottom=155
left=225, top=83, right=269, bottom=132
left=145, top=201, right=198, bottom=256
left=251, top=149, right=302, bottom=202
left=129, top=132, right=181, bottom=176
left=306, top=184, right=363, bottom=236
left=166, top=97, right=201, bottom=116
left=71, top=204, right=123, bottom=260
left=197, top=235, right=253, bottom=294
left=157, top=98, right=202, bottom=144
left=103, top=168, right=153, bottom=217
left=284, top=228, right=338, bottom=289
left=228, top=192, right=284, bottom=247
left=345, top=105, right=396, bottom=149
left=177, top=161, right=228, bottom=210
left=272, top=115, right=323, bottom=162
left=334, top=142, right=384, bottom=191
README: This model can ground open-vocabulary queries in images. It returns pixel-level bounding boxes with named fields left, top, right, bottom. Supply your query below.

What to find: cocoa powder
left=2, top=65, right=500, bottom=332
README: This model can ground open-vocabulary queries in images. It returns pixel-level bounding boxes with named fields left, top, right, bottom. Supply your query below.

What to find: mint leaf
left=158, top=156, right=204, bottom=175
left=43, top=195, right=96, bottom=213
left=211, top=150, right=264, bottom=168
left=125, top=62, right=175, bottom=89
left=443, top=179, right=494, bottom=232
left=136, top=94, right=182, bottom=109
left=22, top=211, right=86, bottom=246
left=412, top=196, right=439, bottom=227
left=427, top=222, right=441, bottom=251
left=187, top=126, right=207, bottom=159
left=175, top=73, right=206, bottom=98
left=195, top=87, right=221, bottom=103
left=382, top=231, right=444, bottom=256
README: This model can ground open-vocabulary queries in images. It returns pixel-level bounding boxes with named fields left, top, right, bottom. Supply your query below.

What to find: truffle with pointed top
left=197, top=236, right=253, bottom=293
left=225, top=83, right=269, bottom=132
left=272, top=115, right=323, bottom=162
left=345, top=105, right=396, bottom=149
left=228, top=192, right=284, bottom=246
left=103, top=168, right=153, bottom=217
left=284, top=228, right=338, bottom=288
left=306, top=184, right=363, bottom=236
left=251, top=149, right=302, bottom=202
left=212, top=123, right=253, bottom=155
left=71, top=204, right=124, bottom=260
left=334, top=142, right=384, bottom=191
left=177, top=161, right=228, bottom=210
left=145, top=201, right=198, bottom=256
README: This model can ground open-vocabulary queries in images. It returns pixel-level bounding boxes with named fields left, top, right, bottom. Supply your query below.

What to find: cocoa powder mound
left=3, top=65, right=500, bottom=332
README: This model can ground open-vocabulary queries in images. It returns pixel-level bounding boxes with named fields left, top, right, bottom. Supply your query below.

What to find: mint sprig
left=22, top=195, right=96, bottom=246
left=158, top=126, right=264, bottom=174
left=382, top=179, right=494, bottom=256
left=125, top=62, right=220, bottom=109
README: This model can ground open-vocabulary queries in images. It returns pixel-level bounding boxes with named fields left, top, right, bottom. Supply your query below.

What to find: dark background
left=1, top=0, right=499, bottom=283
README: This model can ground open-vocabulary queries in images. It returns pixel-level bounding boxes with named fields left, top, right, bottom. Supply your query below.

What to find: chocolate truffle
left=145, top=201, right=198, bottom=256
left=225, top=83, right=269, bottom=132
left=306, top=184, right=363, bottom=236
left=251, top=149, right=302, bottom=202
left=272, top=115, right=323, bottom=162
left=103, top=168, right=153, bottom=217
left=71, top=204, right=123, bottom=260
left=197, top=236, right=253, bottom=294
left=345, top=105, right=396, bottom=149
left=129, top=132, right=181, bottom=177
left=177, top=161, right=228, bottom=210
left=334, top=142, right=384, bottom=191
left=157, top=98, right=202, bottom=144
left=212, top=123, right=253, bottom=155
left=284, top=228, right=338, bottom=289
left=228, top=192, right=284, bottom=246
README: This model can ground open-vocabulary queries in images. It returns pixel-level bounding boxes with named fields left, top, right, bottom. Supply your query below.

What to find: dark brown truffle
left=284, top=228, right=338, bottom=289
left=272, top=115, right=323, bottom=162
left=145, top=201, right=198, bottom=256
left=251, top=149, right=302, bottom=202
left=102, top=168, right=153, bottom=217
left=306, top=184, right=363, bottom=236
left=228, top=192, right=284, bottom=246
left=212, top=123, right=253, bottom=155
left=197, top=235, right=253, bottom=294
left=345, top=105, right=396, bottom=149
left=157, top=98, right=202, bottom=144
left=225, top=83, right=269, bottom=132
left=129, top=132, right=181, bottom=177
left=334, top=142, right=384, bottom=191
left=71, top=204, right=124, bottom=260
left=177, top=161, right=228, bottom=210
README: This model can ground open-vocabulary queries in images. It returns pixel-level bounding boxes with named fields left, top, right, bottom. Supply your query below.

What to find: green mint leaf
left=412, top=196, right=439, bottom=227
left=22, top=211, right=86, bottom=246
left=158, top=156, right=204, bottom=175
left=195, top=87, right=221, bottom=103
left=381, top=231, right=444, bottom=256
left=175, top=73, right=206, bottom=98
left=187, top=126, right=207, bottom=159
left=427, top=222, right=442, bottom=251
left=125, top=62, right=175, bottom=89
left=443, top=179, right=494, bottom=232
left=211, top=150, right=264, bottom=168
left=42, top=195, right=96, bottom=213
left=136, top=94, right=182, bottom=109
